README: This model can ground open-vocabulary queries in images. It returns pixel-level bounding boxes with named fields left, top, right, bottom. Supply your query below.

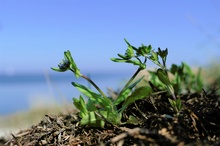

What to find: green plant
left=51, top=48, right=152, bottom=127
left=51, top=39, right=203, bottom=127
left=111, top=40, right=184, bottom=113
left=170, top=62, right=203, bottom=94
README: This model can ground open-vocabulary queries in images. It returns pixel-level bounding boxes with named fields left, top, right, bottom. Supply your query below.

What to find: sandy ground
left=0, top=127, right=20, bottom=139
left=0, top=103, right=75, bottom=140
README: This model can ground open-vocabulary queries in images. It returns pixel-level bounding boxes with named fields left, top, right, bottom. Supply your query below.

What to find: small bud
left=58, top=59, right=70, bottom=70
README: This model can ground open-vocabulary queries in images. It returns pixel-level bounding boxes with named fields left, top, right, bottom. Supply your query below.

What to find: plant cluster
left=52, top=39, right=203, bottom=127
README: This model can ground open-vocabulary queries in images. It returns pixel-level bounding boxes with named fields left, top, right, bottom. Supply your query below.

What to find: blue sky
left=0, top=0, right=219, bottom=75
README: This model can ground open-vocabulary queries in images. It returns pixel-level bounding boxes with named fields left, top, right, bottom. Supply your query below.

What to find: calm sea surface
left=0, top=72, right=130, bottom=115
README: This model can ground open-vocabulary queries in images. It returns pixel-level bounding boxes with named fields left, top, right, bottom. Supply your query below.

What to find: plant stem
left=118, top=67, right=142, bottom=97
left=81, top=74, right=108, bottom=99
left=70, top=68, right=108, bottom=99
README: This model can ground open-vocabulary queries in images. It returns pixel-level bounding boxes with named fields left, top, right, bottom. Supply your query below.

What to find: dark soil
left=1, top=90, right=220, bottom=146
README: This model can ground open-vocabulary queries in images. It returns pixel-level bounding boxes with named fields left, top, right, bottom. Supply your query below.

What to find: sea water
left=0, top=72, right=130, bottom=115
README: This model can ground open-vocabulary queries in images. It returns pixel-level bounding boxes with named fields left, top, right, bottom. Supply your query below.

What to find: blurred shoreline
left=0, top=71, right=131, bottom=115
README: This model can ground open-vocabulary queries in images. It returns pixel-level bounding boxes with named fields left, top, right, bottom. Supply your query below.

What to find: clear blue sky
left=0, top=0, right=219, bottom=75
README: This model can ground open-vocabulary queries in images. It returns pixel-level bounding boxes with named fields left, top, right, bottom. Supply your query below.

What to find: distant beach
left=0, top=72, right=130, bottom=115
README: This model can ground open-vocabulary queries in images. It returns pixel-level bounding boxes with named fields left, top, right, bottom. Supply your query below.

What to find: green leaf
left=80, top=110, right=120, bottom=127
left=176, top=97, right=182, bottom=111
left=182, top=62, right=193, bottom=76
left=114, top=88, right=131, bottom=106
left=149, top=51, right=158, bottom=61
left=196, top=68, right=203, bottom=92
left=110, top=58, right=141, bottom=66
left=170, top=64, right=178, bottom=74
left=117, top=46, right=134, bottom=60
left=117, top=54, right=128, bottom=59
left=100, top=110, right=120, bottom=125
left=127, top=75, right=145, bottom=90
left=139, top=45, right=152, bottom=55
left=80, top=111, right=105, bottom=127
left=157, top=69, right=170, bottom=85
left=145, top=45, right=152, bottom=54
left=114, top=75, right=145, bottom=106
left=148, top=52, right=163, bottom=67
left=158, top=48, right=168, bottom=58
left=51, top=67, right=67, bottom=72
left=148, top=70, right=166, bottom=90
left=134, top=44, right=151, bottom=56
left=124, top=38, right=131, bottom=46
left=86, top=99, right=98, bottom=111
left=157, top=69, right=175, bottom=99
left=126, top=115, right=139, bottom=125
left=125, top=45, right=134, bottom=59
left=73, top=96, right=88, bottom=118
left=64, top=50, right=82, bottom=78
left=159, top=48, right=168, bottom=66
left=120, top=86, right=152, bottom=113
left=168, top=98, right=182, bottom=112
left=72, top=82, right=113, bottom=111
left=124, top=39, right=138, bottom=52
left=168, top=98, right=176, bottom=109
left=64, top=50, right=74, bottom=64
